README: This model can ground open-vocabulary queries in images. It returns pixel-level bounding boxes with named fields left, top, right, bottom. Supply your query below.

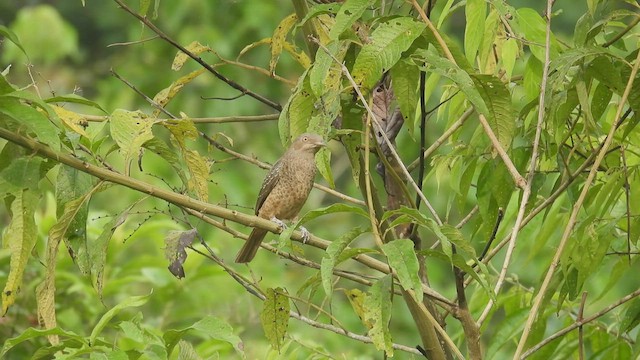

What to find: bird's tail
left=235, top=227, right=268, bottom=263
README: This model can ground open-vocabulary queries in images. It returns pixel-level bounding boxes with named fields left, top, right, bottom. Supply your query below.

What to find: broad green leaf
left=55, top=166, right=93, bottom=275
left=464, top=0, right=486, bottom=63
left=1, top=189, right=38, bottom=315
left=45, top=94, right=107, bottom=113
left=390, top=60, right=419, bottom=134
left=0, top=157, right=45, bottom=193
left=164, top=316, right=243, bottom=356
left=516, top=8, right=559, bottom=61
left=279, top=69, right=313, bottom=145
left=471, top=74, right=516, bottom=149
left=260, top=287, right=290, bottom=352
left=298, top=3, right=340, bottom=28
left=315, top=146, right=334, bottom=189
left=0, top=97, right=61, bottom=150
left=621, top=298, right=640, bottom=333
left=320, top=227, right=367, bottom=296
left=172, top=41, right=210, bottom=71
left=0, top=74, right=17, bottom=95
left=0, top=25, right=27, bottom=57
left=352, top=17, right=426, bottom=93
left=0, top=327, right=85, bottom=358
left=591, top=81, right=612, bottom=122
left=501, top=38, right=519, bottom=80
left=329, top=0, right=374, bottom=40
left=310, top=40, right=347, bottom=98
left=89, top=292, right=152, bottom=344
left=364, top=275, right=393, bottom=356
left=270, top=14, right=298, bottom=74
left=381, top=239, right=422, bottom=302
left=109, top=109, right=155, bottom=171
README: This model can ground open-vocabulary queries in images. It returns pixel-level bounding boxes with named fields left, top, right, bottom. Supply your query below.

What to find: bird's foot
left=300, top=226, right=310, bottom=244
left=270, top=217, right=287, bottom=231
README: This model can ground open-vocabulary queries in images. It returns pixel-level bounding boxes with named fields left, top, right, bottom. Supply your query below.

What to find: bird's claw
left=270, top=217, right=287, bottom=231
left=300, top=226, right=310, bottom=244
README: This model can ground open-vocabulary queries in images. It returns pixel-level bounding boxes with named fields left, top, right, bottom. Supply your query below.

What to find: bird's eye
left=303, top=136, right=308, bottom=141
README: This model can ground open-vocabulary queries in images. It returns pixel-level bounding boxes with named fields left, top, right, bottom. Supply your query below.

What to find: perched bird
left=235, top=133, right=326, bottom=263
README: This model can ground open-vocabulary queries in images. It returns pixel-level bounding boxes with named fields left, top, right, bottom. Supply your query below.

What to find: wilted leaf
left=364, top=275, right=393, bottom=356
left=1, top=190, right=38, bottom=315
left=270, top=14, right=298, bottom=74
left=172, top=41, right=210, bottom=71
left=185, top=149, right=210, bottom=202
left=164, top=229, right=198, bottom=279
left=109, top=109, right=155, bottom=171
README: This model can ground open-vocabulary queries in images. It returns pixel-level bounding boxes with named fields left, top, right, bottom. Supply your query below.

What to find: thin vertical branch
left=477, top=0, right=553, bottom=325
left=514, top=38, right=640, bottom=360
left=578, top=292, right=588, bottom=360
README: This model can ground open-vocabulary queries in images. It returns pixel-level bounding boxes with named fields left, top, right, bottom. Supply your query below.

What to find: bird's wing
left=255, top=158, right=283, bottom=214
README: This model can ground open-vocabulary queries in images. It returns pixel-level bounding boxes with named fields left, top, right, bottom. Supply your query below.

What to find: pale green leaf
left=89, top=292, right=152, bottom=344
left=381, top=239, right=422, bottom=302
left=270, top=14, right=298, bottom=74
left=364, top=275, right=393, bottom=356
left=109, top=109, right=155, bottom=169
left=464, top=0, right=486, bottom=63
left=329, top=0, right=375, bottom=40
left=321, top=227, right=367, bottom=296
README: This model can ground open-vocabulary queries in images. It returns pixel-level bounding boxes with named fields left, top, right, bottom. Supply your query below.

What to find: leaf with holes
left=260, top=288, right=290, bottom=352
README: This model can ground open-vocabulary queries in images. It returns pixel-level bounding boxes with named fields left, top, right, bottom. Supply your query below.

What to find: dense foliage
left=1, top=0, right=640, bottom=359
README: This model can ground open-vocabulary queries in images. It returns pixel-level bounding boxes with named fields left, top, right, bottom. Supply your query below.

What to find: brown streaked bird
left=235, top=133, right=326, bottom=263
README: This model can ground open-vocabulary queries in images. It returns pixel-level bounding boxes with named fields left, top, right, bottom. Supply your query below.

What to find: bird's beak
left=315, top=139, right=327, bottom=148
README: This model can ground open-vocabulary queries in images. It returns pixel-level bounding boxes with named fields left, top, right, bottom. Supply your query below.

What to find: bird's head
left=291, top=133, right=326, bottom=153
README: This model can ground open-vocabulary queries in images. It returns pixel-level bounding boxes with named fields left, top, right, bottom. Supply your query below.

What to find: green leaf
left=55, top=166, right=93, bottom=275
left=464, top=0, right=486, bottom=63
left=45, top=94, right=107, bottom=113
left=260, top=287, right=290, bottom=352
left=516, top=8, right=559, bottom=61
left=621, top=298, right=640, bottom=333
left=390, top=60, right=419, bottom=134
left=1, top=189, right=38, bottom=315
left=320, top=227, right=367, bottom=296
left=315, top=146, right=334, bottom=189
left=298, top=3, right=340, bottom=28
left=381, top=239, right=422, bottom=302
left=279, top=69, right=313, bottom=145
left=90, top=292, right=152, bottom=345
left=352, top=17, right=426, bottom=93
left=0, top=25, right=27, bottom=57
left=0, top=327, right=85, bottom=358
left=0, top=156, right=45, bottom=194
left=0, top=97, right=61, bottom=150
left=329, top=0, right=375, bottom=40
left=184, top=149, right=211, bottom=202
left=164, top=316, right=244, bottom=356
left=310, top=40, right=347, bottom=98
left=471, top=74, right=516, bottom=149
left=0, top=74, right=17, bottom=95
left=364, top=275, right=393, bottom=356
left=143, top=137, right=188, bottom=185
left=501, top=38, right=519, bottom=80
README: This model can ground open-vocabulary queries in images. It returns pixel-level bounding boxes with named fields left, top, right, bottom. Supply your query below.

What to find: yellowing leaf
left=185, top=150, right=210, bottom=202
left=109, top=109, right=155, bottom=171
left=153, top=69, right=205, bottom=114
left=51, top=105, right=90, bottom=138
left=260, top=288, right=290, bottom=352
left=163, top=118, right=199, bottom=149
left=344, top=288, right=371, bottom=327
left=172, top=41, right=210, bottom=71
left=364, top=275, right=393, bottom=356
left=270, top=14, right=298, bottom=74
left=1, top=190, right=38, bottom=315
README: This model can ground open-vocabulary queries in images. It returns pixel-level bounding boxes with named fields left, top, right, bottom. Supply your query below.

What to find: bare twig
left=112, top=0, right=282, bottom=111
left=515, top=40, right=640, bottom=360
left=477, top=0, right=553, bottom=325
left=578, top=292, right=587, bottom=360
left=522, top=288, right=640, bottom=358
left=603, top=15, right=640, bottom=48
left=83, top=113, right=280, bottom=123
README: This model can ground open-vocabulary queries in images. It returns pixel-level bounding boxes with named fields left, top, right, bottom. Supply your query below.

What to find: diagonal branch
left=112, top=0, right=282, bottom=111
left=514, top=38, right=640, bottom=360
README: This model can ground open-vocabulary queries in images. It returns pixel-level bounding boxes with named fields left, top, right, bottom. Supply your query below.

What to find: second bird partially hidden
left=235, top=133, right=326, bottom=263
